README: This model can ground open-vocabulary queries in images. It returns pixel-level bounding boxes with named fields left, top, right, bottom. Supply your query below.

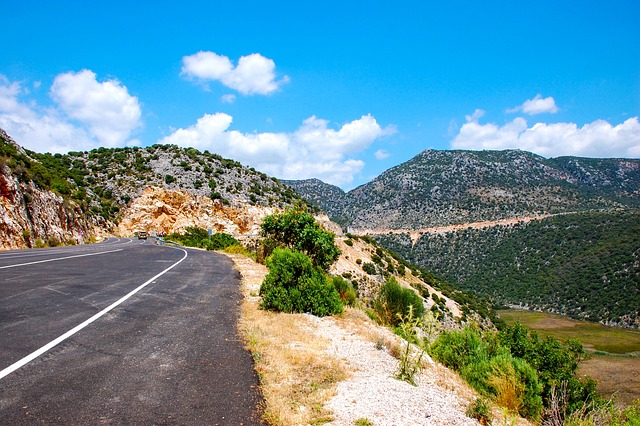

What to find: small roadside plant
left=207, top=232, right=241, bottom=251
left=165, top=226, right=241, bottom=251
left=395, top=305, right=429, bottom=385
left=373, top=277, right=425, bottom=327
left=331, top=276, right=357, bottom=306
left=466, top=398, right=493, bottom=426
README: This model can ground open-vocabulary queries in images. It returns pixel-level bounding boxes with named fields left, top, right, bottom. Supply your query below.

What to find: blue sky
left=1, top=1, right=639, bottom=189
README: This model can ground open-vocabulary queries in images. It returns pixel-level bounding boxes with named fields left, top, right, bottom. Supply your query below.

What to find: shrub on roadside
left=165, top=226, right=241, bottom=252
left=466, top=398, right=493, bottom=426
left=430, top=324, right=604, bottom=422
left=260, top=248, right=343, bottom=316
left=260, top=208, right=340, bottom=271
left=206, top=232, right=240, bottom=251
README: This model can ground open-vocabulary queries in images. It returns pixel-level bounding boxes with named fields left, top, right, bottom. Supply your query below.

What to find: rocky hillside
left=0, top=130, right=99, bottom=249
left=0, top=128, right=311, bottom=250
left=288, top=149, right=640, bottom=230
left=281, top=178, right=350, bottom=223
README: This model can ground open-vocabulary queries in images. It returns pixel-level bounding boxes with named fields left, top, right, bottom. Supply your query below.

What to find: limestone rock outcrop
left=116, top=186, right=277, bottom=242
left=0, top=166, right=97, bottom=250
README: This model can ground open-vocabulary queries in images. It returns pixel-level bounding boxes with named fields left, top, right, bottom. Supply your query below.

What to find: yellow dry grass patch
left=227, top=254, right=348, bottom=425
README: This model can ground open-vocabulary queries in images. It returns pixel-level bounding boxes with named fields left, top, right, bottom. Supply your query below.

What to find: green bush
left=260, top=248, right=343, bottom=317
left=373, top=277, right=425, bottom=326
left=362, top=262, right=377, bottom=275
left=332, top=276, right=357, bottom=306
left=165, top=227, right=240, bottom=251
left=430, top=327, right=493, bottom=372
left=260, top=208, right=340, bottom=271
left=466, top=398, right=492, bottom=426
left=498, top=322, right=597, bottom=414
left=206, top=232, right=240, bottom=251
left=430, top=324, right=599, bottom=422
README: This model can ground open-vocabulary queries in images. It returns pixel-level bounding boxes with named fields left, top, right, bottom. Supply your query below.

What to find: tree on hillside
left=260, top=207, right=340, bottom=271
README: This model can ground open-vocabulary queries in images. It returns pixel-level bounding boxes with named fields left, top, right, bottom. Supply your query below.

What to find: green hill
left=376, top=210, right=640, bottom=328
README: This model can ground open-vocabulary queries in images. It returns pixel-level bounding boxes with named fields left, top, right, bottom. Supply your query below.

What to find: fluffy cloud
left=451, top=113, right=640, bottom=158
left=374, top=149, right=390, bottom=160
left=0, top=72, right=141, bottom=153
left=159, top=113, right=393, bottom=186
left=508, top=94, right=559, bottom=115
left=221, top=94, right=236, bottom=104
left=181, top=51, right=287, bottom=95
left=50, top=70, right=141, bottom=147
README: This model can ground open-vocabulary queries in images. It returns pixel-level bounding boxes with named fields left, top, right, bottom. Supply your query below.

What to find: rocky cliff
left=116, top=186, right=276, bottom=243
left=0, top=131, right=99, bottom=249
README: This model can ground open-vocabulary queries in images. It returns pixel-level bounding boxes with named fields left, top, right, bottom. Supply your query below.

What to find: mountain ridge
left=286, top=148, right=640, bottom=230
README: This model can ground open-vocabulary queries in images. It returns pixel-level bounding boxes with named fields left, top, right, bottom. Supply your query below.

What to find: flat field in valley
left=497, top=309, right=640, bottom=406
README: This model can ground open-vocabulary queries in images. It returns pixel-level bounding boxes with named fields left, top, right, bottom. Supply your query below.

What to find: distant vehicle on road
left=137, top=231, right=148, bottom=240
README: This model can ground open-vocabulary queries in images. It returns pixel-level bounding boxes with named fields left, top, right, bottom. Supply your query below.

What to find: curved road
left=0, top=238, right=264, bottom=425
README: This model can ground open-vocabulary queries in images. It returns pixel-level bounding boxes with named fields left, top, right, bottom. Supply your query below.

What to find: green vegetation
left=394, top=306, right=433, bottom=385
left=498, top=308, right=640, bottom=408
left=258, top=209, right=343, bottom=317
left=378, top=210, right=640, bottom=327
left=165, top=226, right=241, bottom=251
left=466, top=398, right=492, bottom=426
left=331, top=275, right=357, bottom=307
left=259, top=248, right=343, bottom=316
left=430, top=323, right=599, bottom=422
left=373, top=277, right=425, bottom=327
left=260, top=208, right=340, bottom=271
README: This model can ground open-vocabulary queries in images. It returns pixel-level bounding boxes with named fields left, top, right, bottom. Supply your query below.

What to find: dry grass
left=487, top=364, right=524, bottom=414
left=228, top=254, right=348, bottom=425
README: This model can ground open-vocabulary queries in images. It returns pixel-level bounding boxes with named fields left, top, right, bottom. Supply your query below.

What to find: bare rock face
left=116, top=186, right=278, bottom=243
left=0, top=166, right=96, bottom=250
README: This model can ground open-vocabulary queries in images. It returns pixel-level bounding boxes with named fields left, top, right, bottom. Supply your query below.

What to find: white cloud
left=508, top=94, right=559, bottom=115
left=50, top=70, right=141, bottom=147
left=159, top=113, right=393, bottom=187
left=221, top=94, right=236, bottom=104
left=465, top=109, right=485, bottom=122
left=181, top=51, right=287, bottom=95
left=374, top=149, right=390, bottom=160
left=0, top=72, right=141, bottom=153
left=451, top=113, right=640, bottom=158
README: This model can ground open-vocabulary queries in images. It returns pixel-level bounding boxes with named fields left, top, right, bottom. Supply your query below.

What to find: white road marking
left=0, top=249, right=123, bottom=269
left=0, top=247, right=189, bottom=380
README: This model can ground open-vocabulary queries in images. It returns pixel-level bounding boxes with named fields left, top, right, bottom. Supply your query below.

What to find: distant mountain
left=281, top=179, right=349, bottom=222
left=288, top=149, right=640, bottom=230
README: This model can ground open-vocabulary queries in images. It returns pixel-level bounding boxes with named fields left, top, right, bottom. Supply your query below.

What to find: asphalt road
left=0, top=238, right=264, bottom=425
